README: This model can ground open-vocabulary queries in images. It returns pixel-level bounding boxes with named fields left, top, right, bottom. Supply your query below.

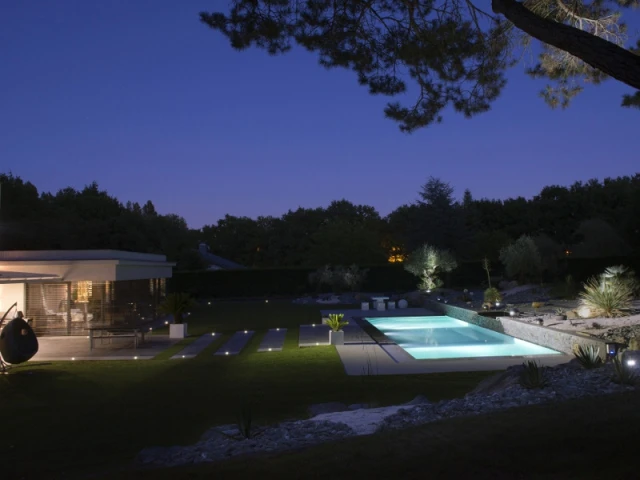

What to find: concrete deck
left=30, top=335, right=181, bottom=361
left=214, top=330, right=255, bottom=356
left=257, top=328, right=287, bottom=352
left=171, top=333, right=219, bottom=359
left=336, top=343, right=572, bottom=375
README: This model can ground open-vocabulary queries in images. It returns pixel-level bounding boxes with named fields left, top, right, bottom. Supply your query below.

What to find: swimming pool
left=366, top=316, right=561, bottom=360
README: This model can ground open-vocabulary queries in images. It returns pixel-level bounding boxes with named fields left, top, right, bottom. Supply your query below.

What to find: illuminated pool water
left=366, top=316, right=561, bottom=360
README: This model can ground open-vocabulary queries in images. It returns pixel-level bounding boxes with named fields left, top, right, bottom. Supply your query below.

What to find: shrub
left=579, top=276, right=633, bottom=318
left=573, top=344, right=604, bottom=369
left=612, top=355, right=637, bottom=385
left=499, top=235, right=542, bottom=282
left=404, top=244, right=458, bottom=291
left=237, top=403, right=254, bottom=439
left=519, top=361, right=549, bottom=389
left=337, top=264, right=369, bottom=292
left=308, top=265, right=334, bottom=291
left=326, top=313, right=348, bottom=332
left=483, top=287, right=502, bottom=304
left=157, top=293, right=194, bottom=324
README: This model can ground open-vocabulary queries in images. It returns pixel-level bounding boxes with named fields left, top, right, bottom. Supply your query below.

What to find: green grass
left=105, top=390, right=640, bottom=480
left=0, top=301, right=493, bottom=479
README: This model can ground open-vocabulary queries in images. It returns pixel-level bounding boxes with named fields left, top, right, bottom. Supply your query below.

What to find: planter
left=361, top=302, right=369, bottom=311
left=329, top=330, right=345, bottom=346
left=170, top=323, right=188, bottom=339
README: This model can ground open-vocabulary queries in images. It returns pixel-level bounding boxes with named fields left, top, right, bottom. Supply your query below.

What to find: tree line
left=1, top=172, right=638, bottom=270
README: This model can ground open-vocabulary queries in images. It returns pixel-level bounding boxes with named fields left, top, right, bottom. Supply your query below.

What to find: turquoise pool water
left=366, top=316, right=561, bottom=360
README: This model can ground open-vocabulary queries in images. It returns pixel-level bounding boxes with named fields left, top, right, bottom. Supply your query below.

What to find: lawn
left=0, top=301, right=493, bottom=479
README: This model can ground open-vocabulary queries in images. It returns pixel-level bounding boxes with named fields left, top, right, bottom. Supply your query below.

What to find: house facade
left=0, top=250, right=175, bottom=336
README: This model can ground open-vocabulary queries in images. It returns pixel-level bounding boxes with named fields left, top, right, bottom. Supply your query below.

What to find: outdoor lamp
left=605, top=342, right=623, bottom=361
left=628, top=359, right=637, bottom=367
left=495, top=302, right=501, bottom=307
left=509, top=310, right=516, bottom=317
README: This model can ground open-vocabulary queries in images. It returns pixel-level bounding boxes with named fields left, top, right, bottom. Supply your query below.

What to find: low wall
left=425, top=301, right=506, bottom=334
left=425, top=300, right=608, bottom=357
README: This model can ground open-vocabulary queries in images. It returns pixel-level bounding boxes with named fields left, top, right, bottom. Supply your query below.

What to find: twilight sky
left=2, top=1, right=638, bottom=228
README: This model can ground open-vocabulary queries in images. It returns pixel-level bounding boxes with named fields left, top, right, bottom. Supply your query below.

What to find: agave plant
left=579, top=276, right=633, bottom=318
left=612, top=355, right=637, bottom=385
left=157, top=292, right=195, bottom=324
left=326, top=313, right=348, bottom=332
left=573, top=344, right=604, bottom=369
left=519, top=361, right=549, bottom=389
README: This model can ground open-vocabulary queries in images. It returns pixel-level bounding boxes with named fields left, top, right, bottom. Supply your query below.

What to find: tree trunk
left=492, top=0, right=640, bottom=90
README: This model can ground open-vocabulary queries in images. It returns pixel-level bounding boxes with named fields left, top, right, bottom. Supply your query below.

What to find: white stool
left=376, top=301, right=386, bottom=311
left=361, top=302, right=369, bottom=311
left=387, top=301, right=396, bottom=310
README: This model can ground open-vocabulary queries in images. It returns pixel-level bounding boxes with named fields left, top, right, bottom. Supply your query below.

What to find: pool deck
left=321, top=307, right=573, bottom=375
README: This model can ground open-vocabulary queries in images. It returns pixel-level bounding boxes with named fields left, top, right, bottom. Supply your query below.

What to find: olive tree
left=499, top=235, right=543, bottom=282
left=404, top=244, right=458, bottom=291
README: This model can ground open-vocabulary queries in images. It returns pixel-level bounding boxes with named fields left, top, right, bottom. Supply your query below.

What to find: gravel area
left=135, top=361, right=637, bottom=469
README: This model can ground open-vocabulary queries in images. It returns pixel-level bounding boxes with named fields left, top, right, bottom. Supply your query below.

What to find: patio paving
left=214, top=330, right=255, bottom=356
left=257, top=328, right=287, bottom=352
left=171, top=333, right=220, bottom=359
left=29, top=335, right=181, bottom=361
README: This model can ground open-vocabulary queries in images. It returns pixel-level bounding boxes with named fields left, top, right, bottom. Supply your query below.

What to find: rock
left=397, top=299, right=409, bottom=309
left=308, top=402, right=348, bottom=416
left=566, top=310, right=579, bottom=320
left=403, top=394, right=430, bottom=406
left=629, top=337, right=640, bottom=350
left=468, top=367, right=521, bottom=396
left=577, top=305, right=595, bottom=319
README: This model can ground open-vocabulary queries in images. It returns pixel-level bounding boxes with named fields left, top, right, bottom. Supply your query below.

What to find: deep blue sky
left=2, top=1, right=638, bottom=228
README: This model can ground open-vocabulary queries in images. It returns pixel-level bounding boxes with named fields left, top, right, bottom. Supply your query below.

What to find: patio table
left=87, top=325, right=146, bottom=351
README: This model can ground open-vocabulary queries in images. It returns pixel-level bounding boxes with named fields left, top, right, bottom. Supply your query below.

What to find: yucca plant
left=573, top=344, right=604, bottom=369
left=612, top=355, right=637, bottom=385
left=579, top=276, right=633, bottom=318
left=157, top=292, right=195, bottom=324
left=483, top=287, right=502, bottom=305
left=519, top=360, right=549, bottom=389
left=601, top=265, right=640, bottom=296
left=326, top=313, right=348, bottom=332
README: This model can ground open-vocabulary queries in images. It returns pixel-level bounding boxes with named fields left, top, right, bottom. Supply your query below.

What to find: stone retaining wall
left=426, top=300, right=608, bottom=357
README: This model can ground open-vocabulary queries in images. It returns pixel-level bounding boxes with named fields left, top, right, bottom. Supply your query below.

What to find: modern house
left=197, top=243, right=246, bottom=270
left=0, top=250, right=175, bottom=336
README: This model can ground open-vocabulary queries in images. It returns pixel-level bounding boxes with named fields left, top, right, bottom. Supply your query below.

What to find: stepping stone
left=214, top=330, right=255, bottom=356
left=299, top=324, right=330, bottom=347
left=257, top=328, right=287, bottom=352
left=171, top=333, right=219, bottom=359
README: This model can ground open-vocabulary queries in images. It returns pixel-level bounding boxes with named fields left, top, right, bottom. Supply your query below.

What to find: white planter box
left=376, top=301, right=386, bottom=311
left=170, top=323, right=188, bottom=339
left=361, top=302, right=369, bottom=311
left=387, top=301, right=396, bottom=310
left=329, top=330, right=345, bottom=345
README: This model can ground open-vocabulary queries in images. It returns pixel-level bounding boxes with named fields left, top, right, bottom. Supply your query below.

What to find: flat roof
left=0, top=250, right=170, bottom=263
left=0, top=270, right=62, bottom=283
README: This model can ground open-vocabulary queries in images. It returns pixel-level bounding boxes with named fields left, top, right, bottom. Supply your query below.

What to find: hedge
left=170, top=256, right=639, bottom=299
